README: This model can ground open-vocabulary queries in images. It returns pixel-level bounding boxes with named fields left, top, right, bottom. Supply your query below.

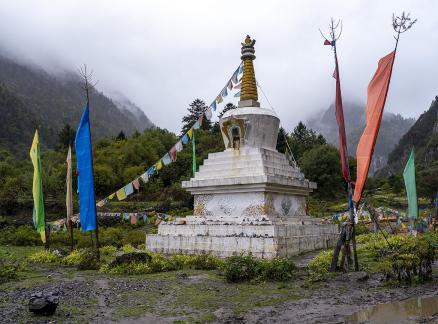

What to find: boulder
left=28, top=291, right=59, bottom=316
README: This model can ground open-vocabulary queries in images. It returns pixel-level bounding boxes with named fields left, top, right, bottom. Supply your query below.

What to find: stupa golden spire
left=239, top=35, right=260, bottom=108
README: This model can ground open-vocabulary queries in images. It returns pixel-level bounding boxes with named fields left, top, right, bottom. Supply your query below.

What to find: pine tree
left=116, top=130, right=126, bottom=141
left=58, top=124, right=76, bottom=149
left=181, top=99, right=211, bottom=134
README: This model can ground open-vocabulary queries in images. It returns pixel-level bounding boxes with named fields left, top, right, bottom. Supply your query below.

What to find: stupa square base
left=146, top=220, right=338, bottom=258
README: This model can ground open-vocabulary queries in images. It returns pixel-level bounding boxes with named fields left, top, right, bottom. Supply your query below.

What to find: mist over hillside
left=0, top=56, right=153, bottom=156
left=307, top=102, right=415, bottom=174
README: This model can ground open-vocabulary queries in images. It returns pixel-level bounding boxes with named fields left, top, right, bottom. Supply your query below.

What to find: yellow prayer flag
left=116, top=188, right=127, bottom=201
left=108, top=193, right=115, bottom=200
left=154, top=159, right=163, bottom=171
left=187, top=128, right=193, bottom=139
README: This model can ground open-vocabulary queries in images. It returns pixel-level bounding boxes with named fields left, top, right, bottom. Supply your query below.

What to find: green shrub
left=307, top=250, right=333, bottom=282
left=28, top=250, right=61, bottom=264
left=100, top=245, right=117, bottom=257
left=121, top=230, right=145, bottom=247
left=0, top=251, right=26, bottom=283
left=256, top=257, right=297, bottom=282
left=0, top=225, right=41, bottom=246
left=62, top=249, right=84, bottom=266
left=223, top=255, right=258, bottom=283
left=121, top=244, right=136, bottom=253
left=109, top=252, right=152, bottom=267
left=76, top=249, right=100, bottom=270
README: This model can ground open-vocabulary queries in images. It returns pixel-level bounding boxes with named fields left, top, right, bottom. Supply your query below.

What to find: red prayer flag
left=132, top=178, right=140, bottom=190
left=324, top=39, right=332, bottom=45
left=169, top=146, right=177, bottom=162
left=333, top=57, right=350, bottom=183
left=353, top=51, right=396, bottom=202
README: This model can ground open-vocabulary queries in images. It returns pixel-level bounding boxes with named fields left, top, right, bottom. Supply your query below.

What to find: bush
left=121, top=229, right=145, bottom=247
left=0, top=225, right=41, bottom=246
left=307, top=250, right=333, bottom=282
left=76, top=249, right=100, bottom=270
left=62, top=249, right=84, bottom=266
left=100, top=245, right=117, bottom=257
left=257, top=257, right=297, bottom=282
left=109, top=252, right=152, bottom=267
left=28, top=250, right=61, bottom=264
left=0, top=251, right=26, bottom=283
left=223, top=255, right=259, bottom=283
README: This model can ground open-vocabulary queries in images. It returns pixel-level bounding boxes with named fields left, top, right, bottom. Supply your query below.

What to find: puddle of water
left=346, top=295, right=438, bottom=323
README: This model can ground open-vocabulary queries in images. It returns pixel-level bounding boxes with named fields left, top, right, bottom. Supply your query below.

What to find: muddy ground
left=0, top=255, right=437, bottom=323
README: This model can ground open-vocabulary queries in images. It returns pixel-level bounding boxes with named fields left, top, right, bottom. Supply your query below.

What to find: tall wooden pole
left=81, top=65, right=100, bottom=260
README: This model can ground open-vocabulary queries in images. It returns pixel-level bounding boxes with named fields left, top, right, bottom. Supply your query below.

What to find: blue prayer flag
left=234, top=91, right=241, bottom=98
left=182, top=134, right=189, bottom=145
left=210, top=101, right=217, bottom=111
left=221, top=87, right=228, bottom=97
left=124, top=182, right=134, bottom=196
left=75, top=104, right=97, bottom=233
left=238, top=63, right=243, bottom=75
left=147, top=166, right=156, bottom=177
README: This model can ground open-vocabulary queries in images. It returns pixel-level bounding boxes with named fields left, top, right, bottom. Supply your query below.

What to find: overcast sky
left=0, top=0, right=437, bottom=132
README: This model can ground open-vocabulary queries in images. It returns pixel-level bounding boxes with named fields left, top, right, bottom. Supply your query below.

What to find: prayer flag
left=221, top=87, right=228, bottom=97
left=147, top=166, right=156, bottom=176
left=30, top=130, right=46, bottom=243
left=234, top=82, right=241, bottom=89
left=169, top=146, right=177, bottom=162
left=193, top=120, right=201, bottom=130
left=140, top=171, right=149, bottom=183
left=75, top=104, right=97, bottom=233
left=231, top=68, right=239, bottom=84
left=210, top=101, right=217, bottom=111
left=154, top=159, right=163, bottom=171
left=66, top=145, right=73, bottom=230
left=238, top=63, right=243, bottom=75
left=116, top=187, right=127, bottom=201
left=187, top=128, right=193, bottom=139
left=198, top=115, right=204, bottom=126
left=205, top=107, right=213, bottom=120
left=132, top=178, right=140, bottom=190
left=192, top=129, right=196, bottom=176
left=333, top=56, right=350, bottom=183
left=181, top=134, right=189, bottom=145
left=353, top=51, right=396, bottom=202
left=124, top=182, right=134, bottom=196
left=234, top=91, right=241, bottom=98
left=108, top=193, right=115, bottom=200
left=227, top=80, right=233, bottom=90
left=162, top=153, right=172, bottom=165
left=97, top=198, right=108, bottom=207
left=130, top=214, right=138, bottom=225
left=324, top=39, right=332, bottom=46
left=403, top=149, right=418, bottom=219
left=175, top=140, right=183, bottom=152
left=216, top=95, right=223, bottom=104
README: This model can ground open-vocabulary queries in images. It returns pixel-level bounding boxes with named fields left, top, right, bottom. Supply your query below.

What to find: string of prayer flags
left=162, top=153, right=172, bottom=166
left=132, top=178, right=140, bottom=190
left=231, top=68, right=239, bottom=84
left=108, top=193, right=115, bottom=200
left=116, top=188, right=127, bottom=201
left=97, top=198, right=108, bottom=207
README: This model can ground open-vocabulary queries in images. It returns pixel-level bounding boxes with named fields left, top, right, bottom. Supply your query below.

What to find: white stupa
left=146, top=36, right=338, bottom=258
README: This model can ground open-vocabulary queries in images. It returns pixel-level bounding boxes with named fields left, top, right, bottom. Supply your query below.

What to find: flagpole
left=80, top=65, right=100, bottom=260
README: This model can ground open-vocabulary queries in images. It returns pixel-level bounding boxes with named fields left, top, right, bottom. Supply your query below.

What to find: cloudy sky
left=0, top=0, right=437, bottom=132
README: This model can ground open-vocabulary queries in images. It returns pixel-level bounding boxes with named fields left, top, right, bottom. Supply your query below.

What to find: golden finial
left=239, top=35, right=259, bottom=107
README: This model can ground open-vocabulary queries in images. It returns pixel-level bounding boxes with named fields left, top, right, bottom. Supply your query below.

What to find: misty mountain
left=0, top=56, right=153, bottom=156
left=307, top=102, right=415, bottom=174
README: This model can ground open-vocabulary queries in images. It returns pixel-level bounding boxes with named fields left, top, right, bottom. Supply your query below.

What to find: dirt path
left=95, top=278, right=113, bottom=323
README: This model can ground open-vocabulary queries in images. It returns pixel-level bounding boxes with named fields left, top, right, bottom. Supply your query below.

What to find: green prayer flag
left=192, top=128, right=196, bottom=176
left=403, top=148, right=418, bottom=219
left=30, top=130, right=46, bottom=243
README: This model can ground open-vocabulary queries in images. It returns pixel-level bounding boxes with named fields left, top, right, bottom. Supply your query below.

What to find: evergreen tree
left=181, top=99, right=211, bottom=134
left=116, top=130, right=126, bottom=141
left=58, top=124, right=76, bottom=149
left=276, top=127, right=289, bottom=153
left=289, top=122, right=326, bottom=160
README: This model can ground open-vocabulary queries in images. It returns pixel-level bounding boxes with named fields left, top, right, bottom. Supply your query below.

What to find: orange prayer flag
left=353, top=51, right=396, bottom=202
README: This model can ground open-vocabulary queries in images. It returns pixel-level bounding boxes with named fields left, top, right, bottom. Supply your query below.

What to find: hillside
left=307, top=102, right=415, bottom=173
left=385, top=97, right=438, bottom=172
left=0, top=56, right=153, bottom=156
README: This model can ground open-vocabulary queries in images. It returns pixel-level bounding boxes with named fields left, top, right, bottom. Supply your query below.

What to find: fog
left=0, top=0, right=437, bottom=132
